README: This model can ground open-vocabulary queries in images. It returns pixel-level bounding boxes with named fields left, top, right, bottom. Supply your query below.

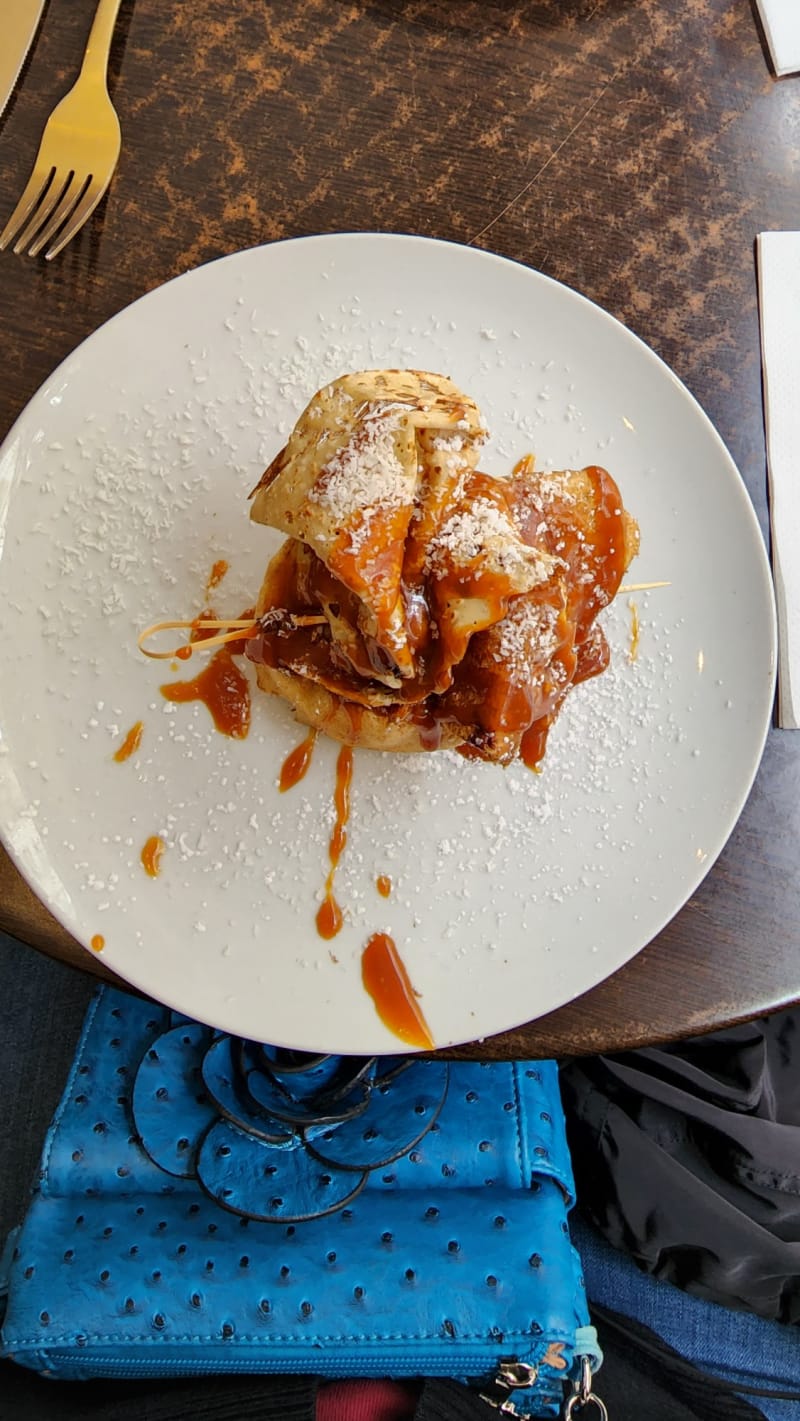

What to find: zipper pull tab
left=478, top=1357, right=538, bottom=1417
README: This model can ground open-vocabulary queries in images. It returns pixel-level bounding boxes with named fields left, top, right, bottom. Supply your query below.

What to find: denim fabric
left=0, top=934, right=96, bottom=1417
left=573, top=1213, right=800, bottom=1421
left=0, top=933, right=95, bottom=1245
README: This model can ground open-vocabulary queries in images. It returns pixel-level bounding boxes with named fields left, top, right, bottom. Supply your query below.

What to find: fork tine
left=3, top=0, right=122, bottom=261
left=0, top=166, right=56, bottom=251
left=27, top=174, right=90, bottom=258
left=44, top=176, right=107, bottom=261
left=10, top=171, right=73, bottom=255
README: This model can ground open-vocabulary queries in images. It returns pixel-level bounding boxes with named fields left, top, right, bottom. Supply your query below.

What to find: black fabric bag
left=560, top=1013, right=800, bottom=1324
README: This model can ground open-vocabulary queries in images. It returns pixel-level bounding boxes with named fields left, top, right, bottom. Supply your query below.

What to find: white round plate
left=0, top=234, right=776, bottom=1053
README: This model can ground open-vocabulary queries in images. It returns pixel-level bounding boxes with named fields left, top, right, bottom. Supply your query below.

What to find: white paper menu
left=755, top=0, right=800, bottom=76
left=757, top=231, right=800, bottom=728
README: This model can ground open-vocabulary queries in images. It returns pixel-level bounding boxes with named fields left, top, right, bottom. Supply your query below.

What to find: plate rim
left=0, top=232, right=778, bottom=1049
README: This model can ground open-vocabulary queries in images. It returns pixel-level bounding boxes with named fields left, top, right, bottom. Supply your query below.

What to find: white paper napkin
left=755, top=0, right=800, bottom=75
left=757, top=231, right=800, bottom=728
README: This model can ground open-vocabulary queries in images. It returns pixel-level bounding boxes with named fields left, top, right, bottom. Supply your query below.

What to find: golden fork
left=0, top=0, right=122, bottom=260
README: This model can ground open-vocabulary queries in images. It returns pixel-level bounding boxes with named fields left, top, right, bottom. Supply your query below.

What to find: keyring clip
left=563, top=1356, right=609, bottom=1420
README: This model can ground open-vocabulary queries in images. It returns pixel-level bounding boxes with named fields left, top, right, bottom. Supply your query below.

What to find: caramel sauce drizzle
left=280, top=729, right=317, bottom=793
left=113, top=721, right=143, bottom=763
left=90, top=934, right=105, bottom=953
left=206, top=559, right=229, bottom=595
left=141, top=835, right=166, bottom=878
left=149, top=562, right=253, bottom=740
left=316, top=891, right=343, bottom=940
left=137, top=527, right=658, bottom=1038
left=190, top=607, right=222, bottom=644
left=515, top=464, right=627, bottom=771
left=168, top=599, right=252, bottom=734
left=361, top=933, right=434, bottom=1051
left=316, top=747, right=353, bottom=940
left=161, top=648, right=251, bottom=738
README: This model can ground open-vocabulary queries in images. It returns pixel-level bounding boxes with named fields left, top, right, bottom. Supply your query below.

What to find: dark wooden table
left=1, top=0, right=798, bottom=1058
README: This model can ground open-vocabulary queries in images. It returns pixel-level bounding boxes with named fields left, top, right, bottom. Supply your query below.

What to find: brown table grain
left=1, top=0, right=798, bottom=1059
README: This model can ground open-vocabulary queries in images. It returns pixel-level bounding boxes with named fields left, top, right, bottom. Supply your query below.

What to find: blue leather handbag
left=0, top=986, right=601, bottom=1419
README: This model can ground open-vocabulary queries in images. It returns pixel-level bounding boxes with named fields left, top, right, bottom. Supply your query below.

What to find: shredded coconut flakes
left=309, top=406, right=407, bottom=531
left=430, top=498, right=515, bottom=566
left=494, top=600, right=559, bottom=676
left=427, top=497, right=551, bottom=584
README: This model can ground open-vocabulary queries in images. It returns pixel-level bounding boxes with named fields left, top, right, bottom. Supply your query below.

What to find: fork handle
left=79, top=0, right=123, bottom=86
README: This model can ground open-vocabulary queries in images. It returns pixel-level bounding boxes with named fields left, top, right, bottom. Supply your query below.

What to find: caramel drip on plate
left=157, top=564, right=253, bottom=737
left=316, top=747, right=353, bottom=940
left=280, top=730, right=317, bottom=792
left=361, top=933, right=434, bottom=1051
left=317, top=891, right=343, bottom=940
left=161, top=648, right=251, bottom=738
left=376, top=875, right=392, bottom=898
left=113, top=721, right=143, bottom=763
left=206, top=559, right=229, bottom=595
left=90, top=934, right=105, bottom=953
left=141, top=835, right=165, bottom=878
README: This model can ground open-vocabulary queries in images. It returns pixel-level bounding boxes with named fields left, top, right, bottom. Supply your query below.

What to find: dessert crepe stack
left=247, top=370, right=638, bottom=767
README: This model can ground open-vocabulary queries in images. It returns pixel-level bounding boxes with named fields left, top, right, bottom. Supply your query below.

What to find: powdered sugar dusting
left=533, top=470, right=578, bottom=506
left=310, top=404, right=406, bottom=537
left=432, top=498, right=513, bottom=565
left=494, top=598, right=559, bottom=675
left=428, top=497, right=552, bottom=585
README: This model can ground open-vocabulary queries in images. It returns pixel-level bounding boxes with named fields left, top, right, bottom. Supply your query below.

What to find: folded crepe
left=250, top=371, right=486, bottom=676
left=247, top=370, right=638, bottom=767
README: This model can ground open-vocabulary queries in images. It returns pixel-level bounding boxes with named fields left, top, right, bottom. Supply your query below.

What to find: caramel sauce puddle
left=280, top=730, right=317, bottom=793
left=206, top=559, right=229, bottom=595
left=160, top=648, right=250, bottom=737
left=159, top=568, right=252, bottom=738
left=141, top=835, right=166, bottom=878
left=361, top=933, right=434, bottom=1051
left=114, top=721, right=143, bottom=763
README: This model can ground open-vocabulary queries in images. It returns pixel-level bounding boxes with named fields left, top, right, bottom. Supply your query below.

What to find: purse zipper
left=32, top=1347, right=565, bottom=1416
left=36, top=1346, right=540, bottom=1384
